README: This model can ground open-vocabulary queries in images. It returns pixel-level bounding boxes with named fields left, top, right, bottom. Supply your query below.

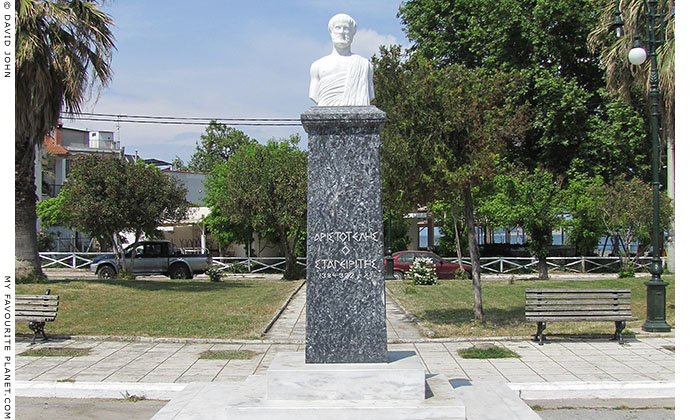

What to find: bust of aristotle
left=309, top=14, right=375, bottom=106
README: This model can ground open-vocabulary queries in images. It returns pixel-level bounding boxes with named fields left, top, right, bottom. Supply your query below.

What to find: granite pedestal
left=150, top=351, right=466, bottom=420
left=302, top=106, right=388, bottom=363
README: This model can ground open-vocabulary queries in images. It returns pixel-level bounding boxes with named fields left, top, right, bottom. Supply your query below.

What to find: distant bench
left=525, top=288, right=636, bottom=345
left=16, top=290, right=59, bottom=344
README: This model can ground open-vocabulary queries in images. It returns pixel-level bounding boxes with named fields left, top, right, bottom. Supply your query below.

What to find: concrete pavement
left=16, top=283, right=675, bottom=405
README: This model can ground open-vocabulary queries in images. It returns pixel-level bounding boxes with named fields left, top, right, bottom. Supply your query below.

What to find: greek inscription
left=312, top=231, right=379, bottom=243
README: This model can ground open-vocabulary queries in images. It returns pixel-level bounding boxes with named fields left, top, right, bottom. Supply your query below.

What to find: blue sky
left=63, top=0, right=409, bottom=163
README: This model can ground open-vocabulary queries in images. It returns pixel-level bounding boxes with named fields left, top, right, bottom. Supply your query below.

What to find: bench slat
left=526, top=310, right=632, bottom=316
left=526, top=289, right=632, bottom=293
left=526, top=293, right=630, bottom=300
left=16, top=299, right=59, bottom=306
left=15, top=295, right=59, bottom=300
left=526, top=306, right=631, bottom=312
left=526, top=299, right=631, bottom=306
left=526, top=316, right=637, bottom=322
left=16, top=307, right=59, bottom=314
left=16, top=310, right=58, bottom=317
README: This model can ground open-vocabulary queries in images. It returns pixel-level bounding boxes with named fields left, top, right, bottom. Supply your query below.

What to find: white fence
left=40, top=252, right=663, bottom=274
left=445, top=256, right=665, bottom=274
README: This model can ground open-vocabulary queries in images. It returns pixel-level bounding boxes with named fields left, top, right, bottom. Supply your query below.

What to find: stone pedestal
left=266, top=351, right=425, bottom=401
left=301, top=106, right=388, bottom=364
left=149, top=351, right=466, bottom=420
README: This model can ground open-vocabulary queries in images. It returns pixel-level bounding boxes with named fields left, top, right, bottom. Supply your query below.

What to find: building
left=36, top=124, right=126, bottom=251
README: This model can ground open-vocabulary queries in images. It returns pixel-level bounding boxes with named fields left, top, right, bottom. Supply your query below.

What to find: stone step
left=452, top=381, right=541, bottom=420
left=151, top=373, right=466, bottom=420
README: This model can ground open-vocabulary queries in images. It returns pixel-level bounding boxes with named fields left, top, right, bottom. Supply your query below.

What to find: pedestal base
left=150, top=351, right=466, bottom=420
left=267, top=351, right=425, bottom=400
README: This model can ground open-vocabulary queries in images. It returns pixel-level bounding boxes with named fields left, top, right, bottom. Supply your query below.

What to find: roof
left=43, top=134, right=69, bottom=156
left=159, top=206, right=211, bottom=226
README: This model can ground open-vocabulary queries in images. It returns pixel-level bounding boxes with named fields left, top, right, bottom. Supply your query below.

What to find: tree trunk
left=15, top=133, right=43, bottom=279
left=451, top=203, right=464, bottom=274
left=463, top=187, right=483, bottom=321
left=279, top=231, right=301, bottom=280
left=538, top=258, right=548, bottom=280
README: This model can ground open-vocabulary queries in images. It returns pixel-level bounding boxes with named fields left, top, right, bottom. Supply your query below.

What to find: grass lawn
left=387, top=275, right=675, bottom=338
left=16, top=278, right=302, bottom=339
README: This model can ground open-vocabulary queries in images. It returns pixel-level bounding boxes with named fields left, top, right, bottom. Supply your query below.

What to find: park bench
left=525, top=288, right=636, bottom=345
left=16, top=289, right=59, bottom=344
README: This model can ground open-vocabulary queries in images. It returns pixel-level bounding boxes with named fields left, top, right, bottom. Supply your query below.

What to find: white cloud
left=352, top=28, right=398, bottom=59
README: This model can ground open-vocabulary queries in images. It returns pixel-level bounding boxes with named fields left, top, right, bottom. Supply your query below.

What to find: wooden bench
left=16, top=289, right=59, bottom=344
left=525, top=288, right=636, bottom=345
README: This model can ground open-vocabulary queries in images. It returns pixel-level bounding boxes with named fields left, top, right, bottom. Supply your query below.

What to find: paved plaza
left=16, top=283, right=675, bottom=403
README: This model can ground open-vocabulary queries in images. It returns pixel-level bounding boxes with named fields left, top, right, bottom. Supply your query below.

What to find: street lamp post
left=612, top=0, right=671, bottom=332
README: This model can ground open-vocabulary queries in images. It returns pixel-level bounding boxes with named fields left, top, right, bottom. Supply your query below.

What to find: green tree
left=599, top=176, right=673, bottom=274
left=587, top=0, right=674, bottom=154
left=483, top=168, right=566, bottom=279
left=55, top=155, right=188, bottom=253
left=203, top=162, right=254, bottom=255
left=374, top=48, right=530, bottom=319
left=216, top=136, right=307, bottom=280
left=15, top=0, right=115, bottom=278
left=564, top=175, right=606, bottom=255
left=397, top=0, right=653, bottom=182
left=187, top=121, right=254, bottom=173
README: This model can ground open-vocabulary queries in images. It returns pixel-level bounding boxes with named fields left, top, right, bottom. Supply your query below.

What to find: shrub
left=206, top=266, right=223, bottom=282
left=405, top=257, right=438, bottom=285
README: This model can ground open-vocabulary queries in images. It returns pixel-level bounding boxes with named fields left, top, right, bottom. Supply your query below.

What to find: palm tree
left=587, top=0, right=674, bottom=181
left=15, top=0, right=115, bottom=278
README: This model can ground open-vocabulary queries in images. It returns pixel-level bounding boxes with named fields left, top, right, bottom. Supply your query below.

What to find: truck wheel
left=98, top=265, right=116, bottom=280
left=170, top=265, right=191, bottom=280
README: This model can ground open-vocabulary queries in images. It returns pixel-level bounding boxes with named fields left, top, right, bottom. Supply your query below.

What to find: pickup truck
left=90, top=240, right=212, bottom=280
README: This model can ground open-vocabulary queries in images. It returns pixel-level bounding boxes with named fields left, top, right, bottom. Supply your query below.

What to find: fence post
left=500, top=257, right=504, bottom=274
left=72, top=253, right=76, bottom=269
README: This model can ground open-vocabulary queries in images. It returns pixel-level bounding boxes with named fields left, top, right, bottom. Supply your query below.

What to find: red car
left=386, top=250, right=471, bottom=280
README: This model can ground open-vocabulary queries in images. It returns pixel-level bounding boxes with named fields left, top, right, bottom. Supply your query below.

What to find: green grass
left=458, top=345, right=520, bottom=359
left=19, top=347, right=91, bottom=357
left=16, top=278, right=301, bottom=339
left=387, top=275, right=675, bottom=338
left=198, top=350, right=258, bottom=360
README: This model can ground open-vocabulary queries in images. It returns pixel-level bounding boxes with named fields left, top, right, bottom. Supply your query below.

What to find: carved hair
left=328, top=13, right=357, bottom=35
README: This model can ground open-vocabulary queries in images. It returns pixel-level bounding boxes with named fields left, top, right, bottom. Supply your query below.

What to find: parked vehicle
left=90, top=241, right=212, bottom=280
left=385, top=250, right=471, bottom=280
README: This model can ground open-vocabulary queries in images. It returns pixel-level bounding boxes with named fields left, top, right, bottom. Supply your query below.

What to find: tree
left=53, top=155, right=188, bottom=253
left=15, top=0, right=115, bottom=278
left=483, top=168, right=566, bottom=279
left=563, top=175, right=607, bottom=255
left=203, top=162, right=254, bottom=255
left=216, top=136, right=307, bottom=280
left=587, top=0, right=674, bottom=157
left=187, top=121, right=254, bottom=173
left=374, top=48, right=530, bottom=319
left=397, top=0, right=654, bottom=182
left=599, top=176, right=673, bottom=273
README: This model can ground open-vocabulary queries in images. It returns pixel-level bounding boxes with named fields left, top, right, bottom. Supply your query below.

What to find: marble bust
left=309, top=14, right=375, bottom=106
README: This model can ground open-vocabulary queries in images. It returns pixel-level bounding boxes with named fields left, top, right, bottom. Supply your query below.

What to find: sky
left=62, top=0, right=410, bottom=164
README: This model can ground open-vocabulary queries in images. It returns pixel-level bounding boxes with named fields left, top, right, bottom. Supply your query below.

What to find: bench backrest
left=525, top=288, right=633, bottom=321
left=15, top=293, right=59, bottom=322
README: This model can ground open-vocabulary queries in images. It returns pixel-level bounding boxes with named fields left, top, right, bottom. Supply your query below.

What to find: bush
left=37, top=232, right=54, bottom=252
left=206, top=266, right=223, bottom=282
left=405, top=257, right=438, bottom=285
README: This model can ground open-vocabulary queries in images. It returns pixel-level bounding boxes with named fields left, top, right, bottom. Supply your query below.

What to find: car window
left=397, top=253, right=415, bottom=262
left=144, top=243, right=163, bottom=258
left=132, top=245, right=144, bottom=258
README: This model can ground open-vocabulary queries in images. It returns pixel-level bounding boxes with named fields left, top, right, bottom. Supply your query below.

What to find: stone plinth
left=301, top=106, right=387, bottom=364
left=266, top=351, right=425, bottom=401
